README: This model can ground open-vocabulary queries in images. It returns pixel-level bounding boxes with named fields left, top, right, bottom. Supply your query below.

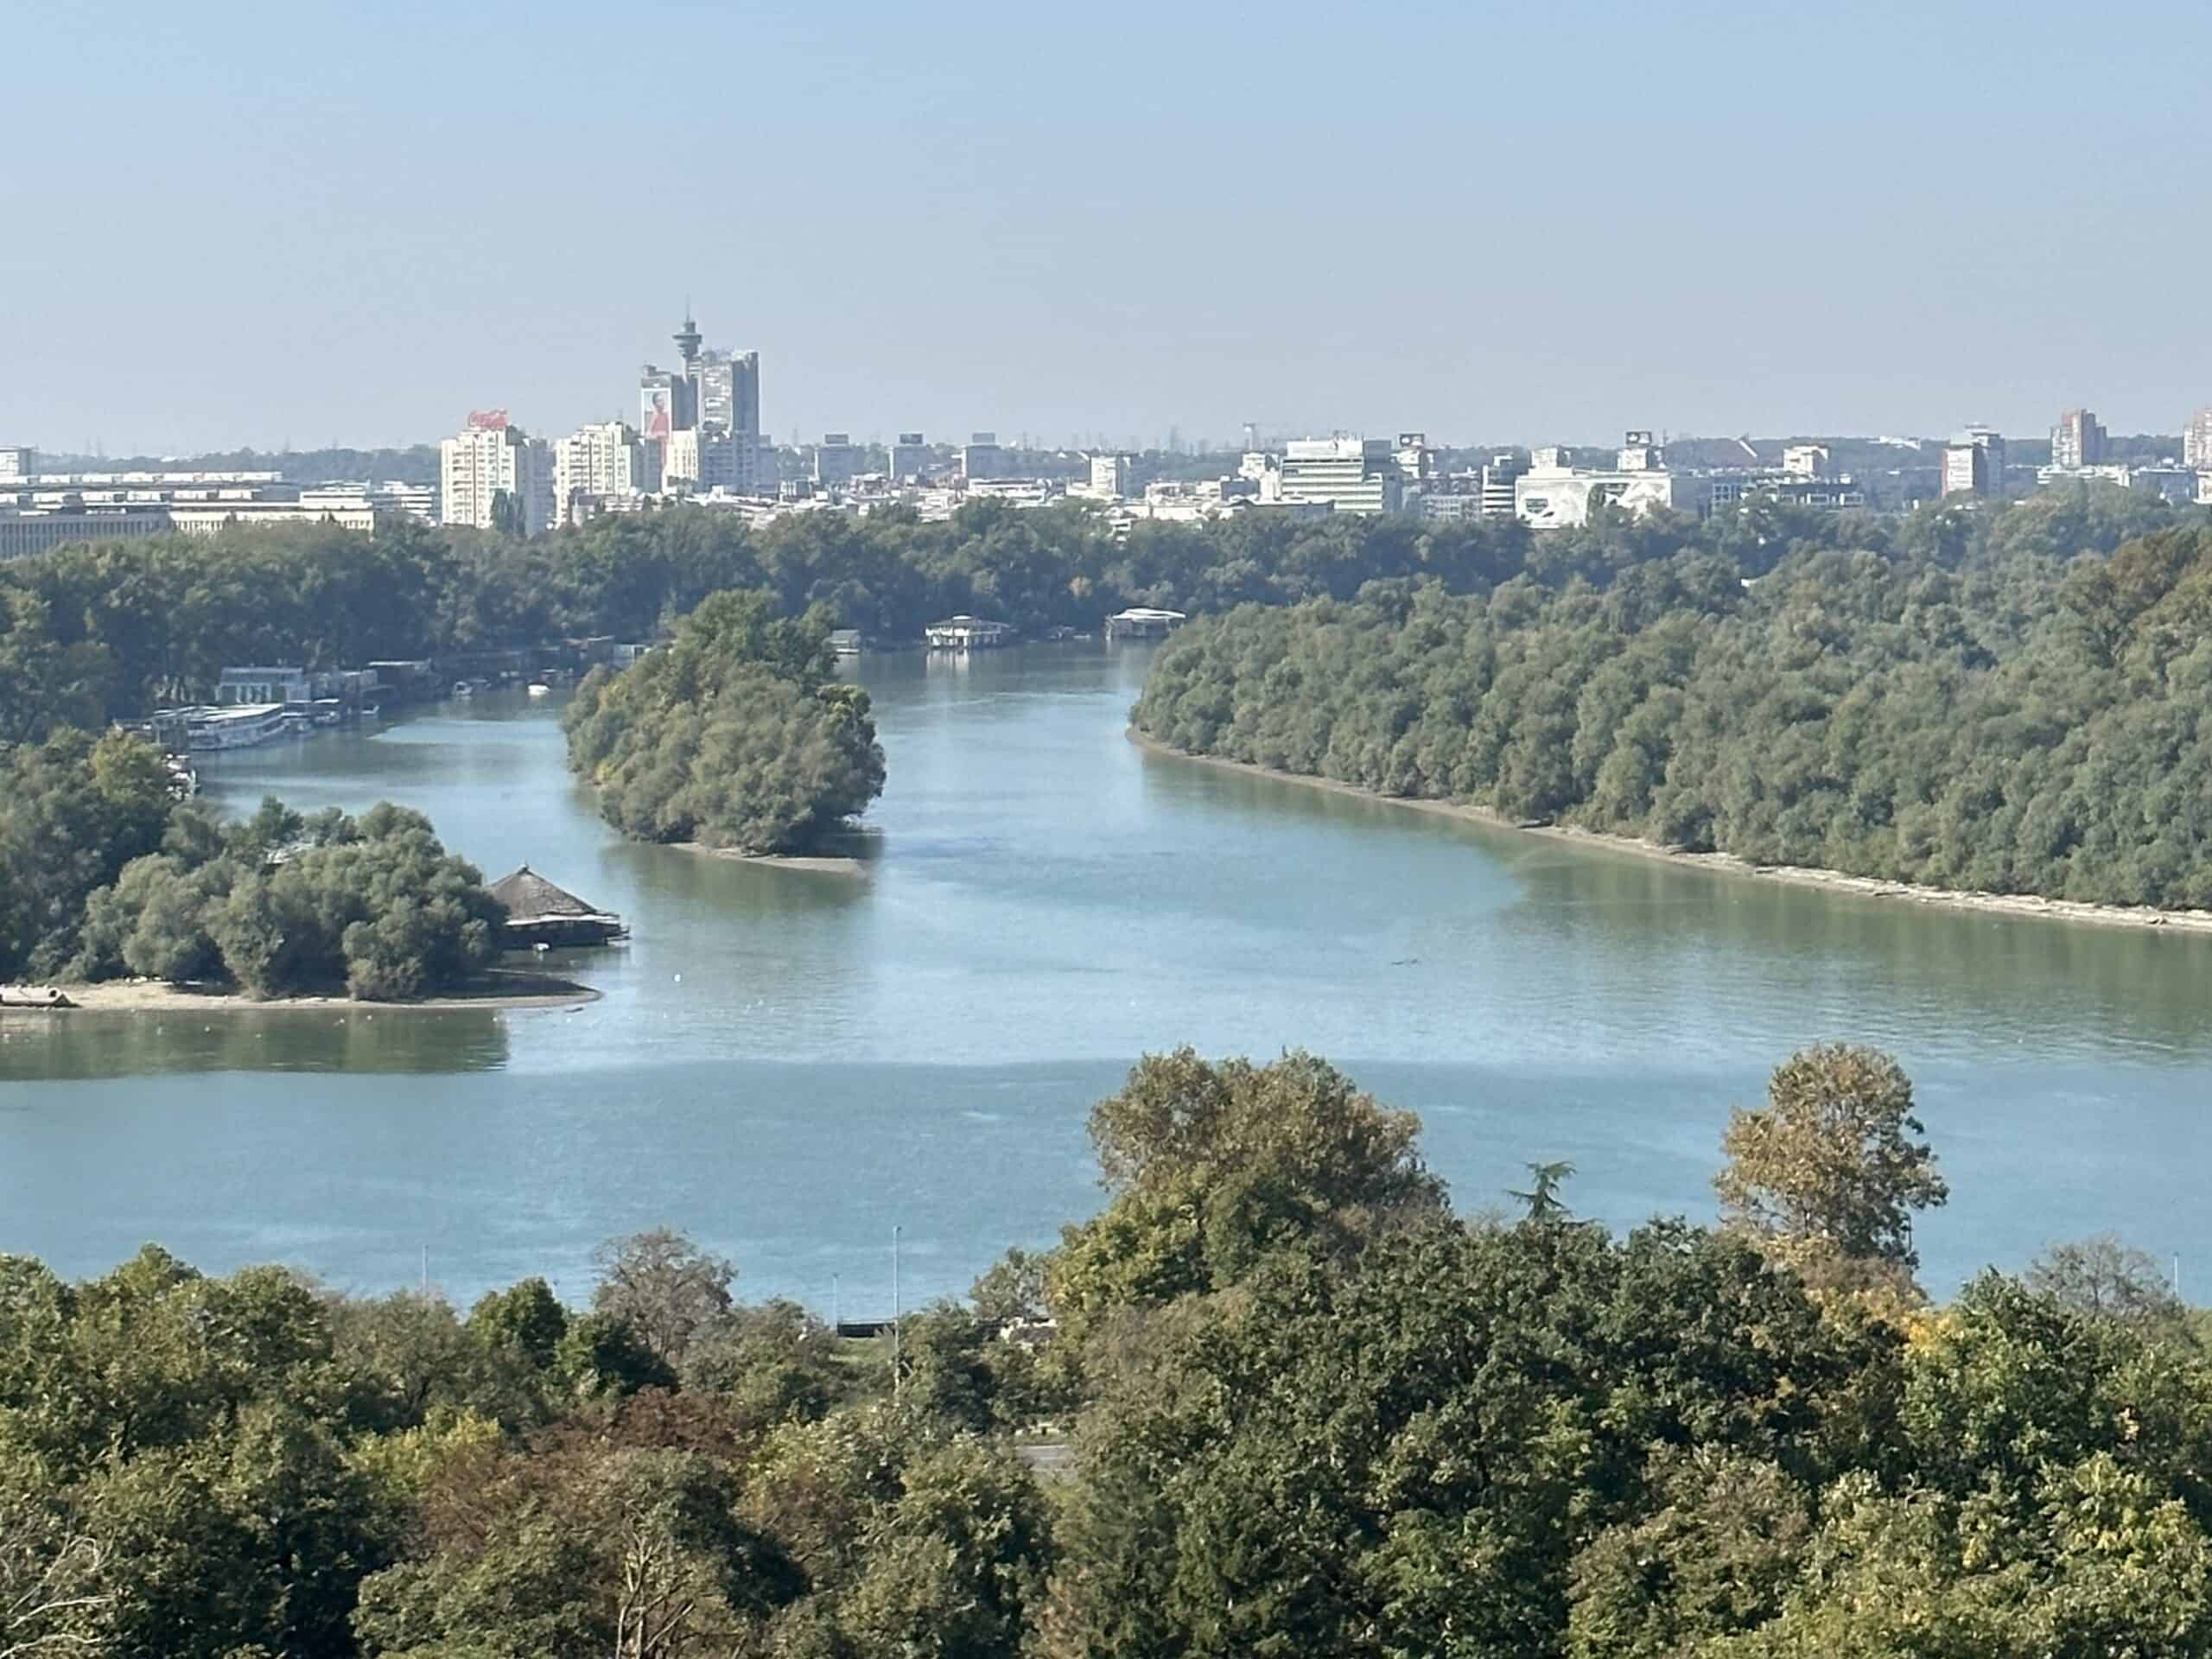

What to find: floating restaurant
left=486, top=866, right=629, bottom=950
left=1103, top=606, right=1187, bottom=640
left=924, top=615, right=1016, bottom=651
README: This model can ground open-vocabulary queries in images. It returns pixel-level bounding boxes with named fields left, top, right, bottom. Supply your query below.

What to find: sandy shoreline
left=7, top=972, right=601, bottom=1016
left=1128, top=728, right=2212, bottom=937
left=674, top=842, right=870, bottom=877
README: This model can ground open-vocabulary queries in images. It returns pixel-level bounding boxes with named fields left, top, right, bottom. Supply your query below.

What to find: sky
left=3, top=0, right=2207, bottom=456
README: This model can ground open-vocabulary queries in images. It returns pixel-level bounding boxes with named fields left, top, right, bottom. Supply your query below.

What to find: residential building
left=813, top=433, right=860, bottom=488
left=1277, top=437, right=1403, bottom=514
left=636, top=366, right=694, bottom=447
left=2051, top=408, right=2107, bottom=470
left=1085, top=453, right=1135, bottom=499
left=961, top=432, right=1007, bottom=480
left=1942, top=426, right=2006, bottom=499
left=554, top=422, right=652, bottom=521
left=440, top=410, right=554, bottom=535
left=2185, top=407, right=2212, bottom=470
left=889, top=432, right=931, bottom=480
left=1514, top=448, right=1694, bottom=528
left=0, top=447, right=33, bottom=482
left=1782, top=444, right=1829, bottom=477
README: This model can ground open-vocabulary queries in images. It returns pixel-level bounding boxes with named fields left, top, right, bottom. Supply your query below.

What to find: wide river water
left=4, top=644, right=2209, bottom=1311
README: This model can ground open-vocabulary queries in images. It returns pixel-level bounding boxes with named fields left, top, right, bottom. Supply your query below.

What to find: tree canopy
left=1133, top=514, right=2212, bottom=909
left=563, top=589, right=885, bottom=855
left=7, top=1045, right=2212, bottom=1656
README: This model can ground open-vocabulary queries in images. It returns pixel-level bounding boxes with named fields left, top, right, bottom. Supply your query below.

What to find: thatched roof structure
left=486, top=867, right=626, bottom=945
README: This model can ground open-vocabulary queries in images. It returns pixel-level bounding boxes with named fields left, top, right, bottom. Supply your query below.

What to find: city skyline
left=5, top=0, right=2210, bottom=453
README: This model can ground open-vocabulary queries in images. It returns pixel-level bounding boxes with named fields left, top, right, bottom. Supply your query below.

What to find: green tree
left=1714, top=1044, right=1948, bottom=1282
left=1048, top=1049, right=1446, bottom=1336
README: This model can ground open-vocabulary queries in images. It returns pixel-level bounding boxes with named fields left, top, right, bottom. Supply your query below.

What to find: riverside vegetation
left=1135, top=516, right=2212, bottom=909
left=7, top=483, right=2183, bottom=746
left=563, top=591, right=885, bottom=856
left=7, top=1044, right=2212, bottom=1657
left=0, top=728, right=499, bottom=998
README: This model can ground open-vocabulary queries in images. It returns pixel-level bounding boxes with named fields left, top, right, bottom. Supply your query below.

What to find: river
left=3, top=643, right=2209, bottom=1310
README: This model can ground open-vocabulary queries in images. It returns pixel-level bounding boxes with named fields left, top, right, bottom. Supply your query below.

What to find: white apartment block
left=440, top=413, right=553, bottom=535
left=554, top=422, right=652, bottom=518
left=2185, top=407, right=2212, bottom=471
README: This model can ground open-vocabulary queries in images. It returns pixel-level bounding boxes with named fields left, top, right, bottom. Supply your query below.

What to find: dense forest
left=563, top=591, right=886, bottom=855
left=0, top=488, right=2048, bottom=742
left=0, top=729, right=499, bottom=995
left=1135, top=510, right=2212, bottom=909
left=0, top=480, right=2188, bottom=747
left=6, top=1042, right=2212, bottom=1656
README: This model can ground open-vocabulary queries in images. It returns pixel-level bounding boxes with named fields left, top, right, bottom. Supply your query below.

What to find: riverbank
left=1128, top=728, right=2212, bottom=937
left=675, top=842, right=870, bottom=878
left=16, top=970, right=601, bottom=1015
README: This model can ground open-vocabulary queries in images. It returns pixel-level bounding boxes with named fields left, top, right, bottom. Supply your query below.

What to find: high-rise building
left=553, top=422, right=652, bottom=521
left=1086, top=453, right=1135, bottom=499
left=1942, top=426, right=2007, bottom=499
left=0, top=447, right=34, bottom=483
left=2185, top=407, right=2212, bottom=470
left=636, top=367, right=693, bottom=449
left=696, top=349, right=760, bottom=438
left=440, top=410, right=553, bottom=535
left=2051, top=408, right=2107, bottom=470
left=813, top=434, right=860, bottom=488
left=961, top=432, right=1006, bottom=480
left=1278, top=437, right=1403, bottom=514
left=888, top=432, right=930, bottom=480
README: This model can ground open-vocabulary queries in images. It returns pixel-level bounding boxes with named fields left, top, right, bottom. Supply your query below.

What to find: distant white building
left=0, top=447, right=34, bottom=482
left=1942, top=426, right=2006, bottom=499
left=300, top=480, right=439, bottom=524
left=2184, top=407, right=2212, bottom=470
left=2050, top=409, right=2107, bottom=471
left=1277, top=437, right=1403, bottom=514
left=1514, top=446, right=1693, bottom=528
left=441, top=411, right=553, bottom=535
left=552, top=423, right=652, bottom=523
left=1782, top=444, right=1830, bottom=478
left=1085, top=453, right=1135, bottom=499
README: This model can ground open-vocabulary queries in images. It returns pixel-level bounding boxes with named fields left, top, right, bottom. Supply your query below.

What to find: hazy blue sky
left=4, top=0, right=2205, bottom=454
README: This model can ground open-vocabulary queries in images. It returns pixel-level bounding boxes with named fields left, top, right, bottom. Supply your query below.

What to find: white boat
left=453, top=681, right=474, bottom=698
left=526, top=683, right=550, bottom=697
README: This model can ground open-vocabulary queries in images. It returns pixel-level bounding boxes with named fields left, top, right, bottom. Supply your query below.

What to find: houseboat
left=186, top=704, right=296, bottom=751
left=1104, top=607, right=1187, bottom=641
left=924, top=615, right=1016, bottom=651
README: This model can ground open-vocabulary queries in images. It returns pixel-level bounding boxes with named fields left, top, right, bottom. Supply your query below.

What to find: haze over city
left=6, top=0, right=2209, bottom=454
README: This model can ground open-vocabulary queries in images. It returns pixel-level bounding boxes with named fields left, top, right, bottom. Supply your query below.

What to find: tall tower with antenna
left=672, top=307, right=702, bottom=369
